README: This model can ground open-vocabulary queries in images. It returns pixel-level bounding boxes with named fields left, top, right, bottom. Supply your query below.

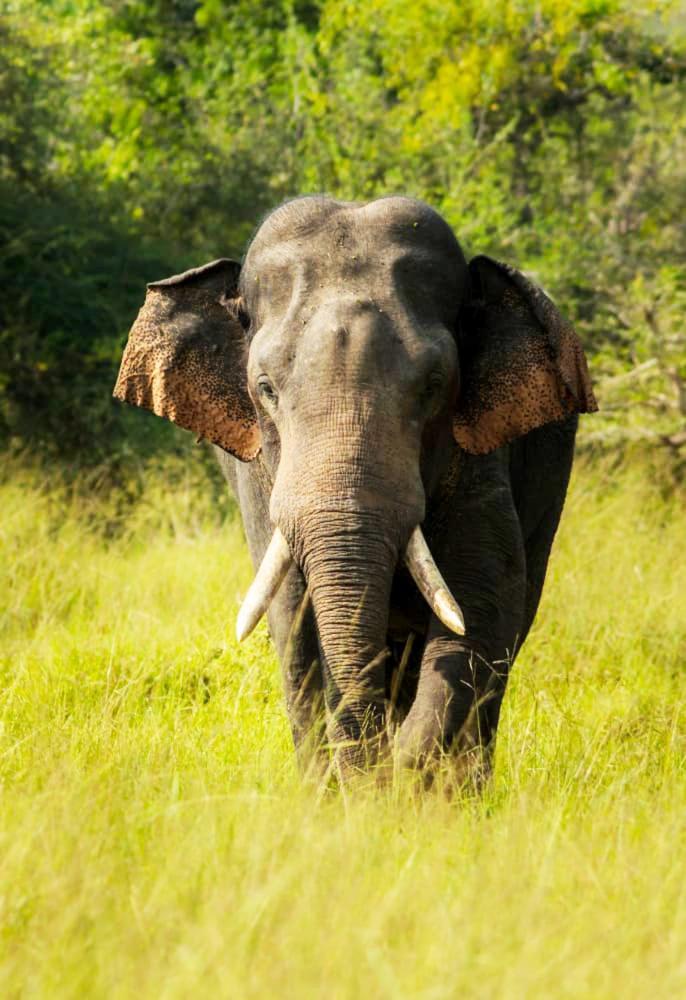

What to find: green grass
left=1, top=456, right=685, bottom=998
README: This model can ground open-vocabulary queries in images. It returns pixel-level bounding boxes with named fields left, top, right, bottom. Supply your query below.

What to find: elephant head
left=114, top=196, right=596, bottom=772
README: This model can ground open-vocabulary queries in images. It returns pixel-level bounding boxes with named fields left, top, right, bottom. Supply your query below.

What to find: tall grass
left=1, top=455, right=684, bottom=998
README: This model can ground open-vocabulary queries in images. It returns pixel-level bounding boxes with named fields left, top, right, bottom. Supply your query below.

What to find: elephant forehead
left=355, top=196, right=463, bottom=256
left=250, top=292, right=456, bottom=397
left=243, top=197, right=465, bottom=309
left=244, top=241, right=463, bottom=332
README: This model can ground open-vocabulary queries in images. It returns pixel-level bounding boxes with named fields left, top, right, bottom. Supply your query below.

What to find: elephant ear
left=113, top=258, right=261, bottom=461
left=453, top=255, right=597, bottom=455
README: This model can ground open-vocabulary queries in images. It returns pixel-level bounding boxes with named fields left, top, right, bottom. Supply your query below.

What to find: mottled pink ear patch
left=113, top=259, right=261, bottom=462
left=453, top=256, right=597, bottom=455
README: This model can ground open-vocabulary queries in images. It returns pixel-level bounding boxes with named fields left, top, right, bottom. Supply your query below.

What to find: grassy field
left=1, top=454, right=685, bottom=998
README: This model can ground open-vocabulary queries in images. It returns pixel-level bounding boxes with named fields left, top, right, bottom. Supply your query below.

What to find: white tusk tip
left=235, top=604, right=259, bottom=642
left=404, top=526, right=467, bottom=636
left=235, top=528, right=293, bottom=643
left=434, top=588, right=466, bottom=635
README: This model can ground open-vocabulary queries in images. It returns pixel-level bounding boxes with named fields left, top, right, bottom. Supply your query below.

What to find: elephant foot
left=395, top=711, right=494, bottom=795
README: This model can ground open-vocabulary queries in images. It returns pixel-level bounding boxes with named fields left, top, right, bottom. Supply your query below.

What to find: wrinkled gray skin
left=215, top=196, right=578, bottom=779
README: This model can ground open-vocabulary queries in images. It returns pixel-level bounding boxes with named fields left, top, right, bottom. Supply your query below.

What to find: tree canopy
left=1, top=0, right=684, bottom=464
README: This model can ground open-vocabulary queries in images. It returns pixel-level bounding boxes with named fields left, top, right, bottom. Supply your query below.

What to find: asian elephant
left=114, top=196, right=597, bottom=782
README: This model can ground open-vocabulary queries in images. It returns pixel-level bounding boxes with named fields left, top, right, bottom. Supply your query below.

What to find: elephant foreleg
left=399, top=452, right=527, bottom=783
left=266, top=571, right=326, bottom=767
left=230, top=453, right=325, bottom=770
left=396, top=622, right=509, bottom=783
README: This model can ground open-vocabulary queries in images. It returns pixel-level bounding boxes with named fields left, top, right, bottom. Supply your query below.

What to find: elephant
left=113, top=195, right=597, bottom=782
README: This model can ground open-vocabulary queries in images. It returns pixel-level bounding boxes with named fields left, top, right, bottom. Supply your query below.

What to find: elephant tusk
left=404, top=526, right=466, bottom=636
left=236, top=528, right=293, bottom=641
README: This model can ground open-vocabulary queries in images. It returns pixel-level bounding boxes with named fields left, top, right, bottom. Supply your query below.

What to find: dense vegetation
left=1, top=0, right=684, bottom=466
left=1, top=456, right=685, bottom=995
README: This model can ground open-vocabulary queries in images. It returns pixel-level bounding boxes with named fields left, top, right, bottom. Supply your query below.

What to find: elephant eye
left=422, top=371, right=444, bottom=403
left=237, top=304, right=251, bottom=331
left=257, top=376, right=278, bottom=407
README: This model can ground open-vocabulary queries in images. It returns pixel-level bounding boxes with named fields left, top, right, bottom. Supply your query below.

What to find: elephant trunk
left=298, top=507, right=398, bottom=774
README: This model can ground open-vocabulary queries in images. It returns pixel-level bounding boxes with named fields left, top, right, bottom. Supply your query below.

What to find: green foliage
left=1, top=459, right=685, bottom=994
left=0, top=18, right=171, bottom=460
left=0, top=180, right=174, bottom=460
left=1, top=0, right=684, bottom=464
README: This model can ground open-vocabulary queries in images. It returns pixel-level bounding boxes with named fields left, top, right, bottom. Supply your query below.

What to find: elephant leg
left=397, top=454, right=526, bottom=783
left=509, top=417, right=577, bottom=647
left=230, top=454, right=325, bottom=767
left=265, top=567, right=325, bottom=766
left=396, top=621, right=509, bottom=783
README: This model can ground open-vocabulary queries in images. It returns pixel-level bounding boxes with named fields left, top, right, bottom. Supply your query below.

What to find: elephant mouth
left=235, top=525, right=465, bottom=642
